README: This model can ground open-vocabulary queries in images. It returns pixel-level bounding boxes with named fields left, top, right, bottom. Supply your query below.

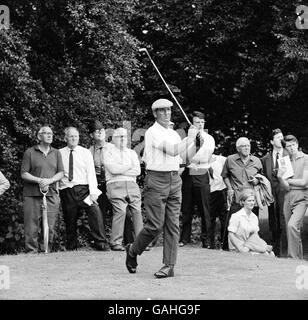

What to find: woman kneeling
left=228, top=189, right=274, bottom=256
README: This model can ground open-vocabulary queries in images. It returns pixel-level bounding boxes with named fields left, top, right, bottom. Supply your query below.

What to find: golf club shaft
left=141, top=49, right=192, bottom=126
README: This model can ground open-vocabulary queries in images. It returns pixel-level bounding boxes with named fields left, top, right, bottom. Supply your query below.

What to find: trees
left=1, top=0, right=307, bottom=253
left=129, top=0, right=308, bottom=154
left=0, top=0, right=144, bottom=253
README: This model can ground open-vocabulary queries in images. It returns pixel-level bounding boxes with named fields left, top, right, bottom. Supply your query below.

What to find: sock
left=129, top=245, right=136, bottom=257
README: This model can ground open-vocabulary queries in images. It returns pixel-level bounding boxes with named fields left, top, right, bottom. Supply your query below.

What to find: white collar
left=238, top=207, right=255, bottom=219
left=273, top=149, right=283, bottom=156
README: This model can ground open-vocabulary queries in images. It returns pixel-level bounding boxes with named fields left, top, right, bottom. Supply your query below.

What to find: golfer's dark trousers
left=268, top=181, right=287, bottom=257
left=180, top=169, right=211, bottom=245
left=60, top=185, right=107, bottom=250
left=209, top=189, right=228, bottom=244
left=221, top=202, right=259, bottom=250
left=131, top=170, right=182, bottom=265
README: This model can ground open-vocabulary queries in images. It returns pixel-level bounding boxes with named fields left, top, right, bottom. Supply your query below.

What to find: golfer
left=125, top=98, right=198, bottom=278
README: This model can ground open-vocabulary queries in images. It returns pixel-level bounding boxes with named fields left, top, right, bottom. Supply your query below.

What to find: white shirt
left=272, top=149, right=283, bottom=165
left=188, top=131, right=215, bottom=173
left=59, top=145, right=101, bottom=196
left=210, top=155, right=227, bottom=192
left=104, top=144, right=141, bottom=184
left=228, top=208, right=259, bottom=250
left=143, top=121, right=182, bottom=171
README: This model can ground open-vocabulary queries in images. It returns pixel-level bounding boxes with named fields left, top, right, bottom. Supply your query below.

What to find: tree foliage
left=129, top=0, right=308, bottom=153
left=0, top=0, right=143, bottom=253
left=1, top=0, right=308, bottom=253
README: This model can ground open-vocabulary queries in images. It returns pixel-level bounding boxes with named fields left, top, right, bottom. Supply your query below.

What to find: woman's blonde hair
left=239, top=189, right=255, bottom=207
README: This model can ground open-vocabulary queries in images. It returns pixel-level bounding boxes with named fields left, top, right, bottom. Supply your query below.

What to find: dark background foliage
left=0, top=0, right=307, bottom=253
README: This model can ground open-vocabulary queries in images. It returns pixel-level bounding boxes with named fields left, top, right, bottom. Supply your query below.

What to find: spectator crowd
left=1, top=98, right=307, bottom=278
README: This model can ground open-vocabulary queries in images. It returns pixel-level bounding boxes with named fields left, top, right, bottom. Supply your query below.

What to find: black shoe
left=154, top=265, right=174, bottom=278
left=93, top=243, right=110, bottom=251
left=125, top=244, right=138, bottom=273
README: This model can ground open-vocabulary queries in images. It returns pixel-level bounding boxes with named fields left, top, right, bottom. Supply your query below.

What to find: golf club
left=139, top=48, right=192, bottom=126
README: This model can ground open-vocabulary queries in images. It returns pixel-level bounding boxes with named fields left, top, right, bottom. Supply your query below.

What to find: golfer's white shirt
left=59, top=146, right=101, bottom=196
left=143, top=121, right=181, bottom=171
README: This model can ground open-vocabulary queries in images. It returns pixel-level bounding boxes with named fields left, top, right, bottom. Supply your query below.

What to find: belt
left=147, top=170, right=179, bottom=176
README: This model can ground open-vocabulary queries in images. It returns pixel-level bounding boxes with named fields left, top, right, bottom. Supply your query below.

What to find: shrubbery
left=1, top=1, right=308, bottom=254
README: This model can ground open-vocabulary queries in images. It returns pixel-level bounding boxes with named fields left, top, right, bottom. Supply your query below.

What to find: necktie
left=273, top=152, right=279, bottom=177
left=68, top=149, right=74, bottom=181
left=99, top=147, right=104, bottom=174
left=275, top=152, right=279, bottom=169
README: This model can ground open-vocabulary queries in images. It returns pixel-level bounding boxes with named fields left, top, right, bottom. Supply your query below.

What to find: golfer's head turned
left=151, top=98, right=173, bottom=126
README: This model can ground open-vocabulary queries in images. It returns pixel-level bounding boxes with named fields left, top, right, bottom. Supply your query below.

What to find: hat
left=151, top=98, right=173, bottom=111
left=113, top=127, right=128, bottom=137
left=88, top=120, right=104, bottom=133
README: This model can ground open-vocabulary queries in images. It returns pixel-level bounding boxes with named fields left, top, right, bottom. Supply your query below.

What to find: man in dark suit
left=261, top=128, right=288, bottom=257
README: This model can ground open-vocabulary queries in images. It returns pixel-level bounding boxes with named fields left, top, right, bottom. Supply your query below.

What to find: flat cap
left=151, top=98, right=173, bottom=111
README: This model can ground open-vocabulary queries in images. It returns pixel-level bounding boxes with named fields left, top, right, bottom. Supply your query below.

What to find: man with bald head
left=221, top=137, right=263, bottom=250
left=104, top=127, right=143, bottom=251
left=59, top=127, right=109, bottom=251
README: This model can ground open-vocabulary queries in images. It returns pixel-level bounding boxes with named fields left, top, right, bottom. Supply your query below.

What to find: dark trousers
left=222, top=202, right=259, bottom=250
left=60, top=185, right=107, bottom=250
left=97, top=179, right=134, bottom=245
left=24, top=194, right=60, bottom=253
left=209, top=189, right=228, bottom=245
left=269, top=182, right=287, bottom=257
left=131, top=171, right=182, bottom=265
left=97, top=180, right=110, bottom=229
left=180, top=170, right=211, bottom=244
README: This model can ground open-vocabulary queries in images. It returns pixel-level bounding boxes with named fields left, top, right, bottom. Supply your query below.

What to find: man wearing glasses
left=21, top=125, right=64, bottom=253
left=221, top=137, right=263, bottom=250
